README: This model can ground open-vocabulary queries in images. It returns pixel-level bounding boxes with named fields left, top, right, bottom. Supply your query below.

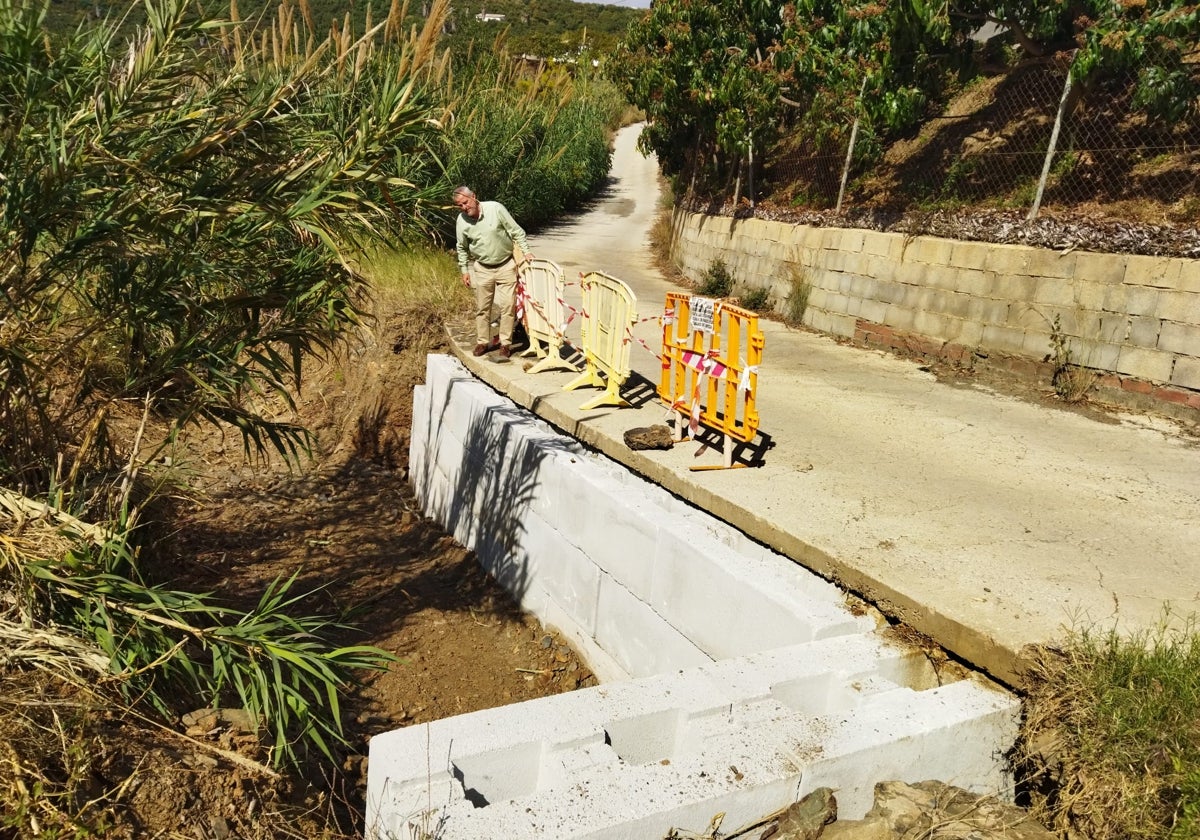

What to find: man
left=453, top=186, right=533, bottom=358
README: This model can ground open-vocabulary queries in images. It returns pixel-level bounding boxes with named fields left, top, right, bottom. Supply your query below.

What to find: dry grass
left=1016, top=615, right=1200, bottom=840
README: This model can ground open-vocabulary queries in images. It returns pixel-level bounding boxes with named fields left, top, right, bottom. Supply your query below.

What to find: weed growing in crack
left=784, top=266, right=813, bottom=326
left=1048, top=313, right=1097, bottom=403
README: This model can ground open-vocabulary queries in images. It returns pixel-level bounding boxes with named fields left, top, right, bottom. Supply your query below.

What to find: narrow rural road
left=496, top=122, right=1200, bottom=687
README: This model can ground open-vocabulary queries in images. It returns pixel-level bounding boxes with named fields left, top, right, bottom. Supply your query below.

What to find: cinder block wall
left=671, top=209, right=1200, bottom=413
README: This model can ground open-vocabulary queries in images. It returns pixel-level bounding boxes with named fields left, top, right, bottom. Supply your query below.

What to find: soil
left=19, top=294, right=598, bottom=839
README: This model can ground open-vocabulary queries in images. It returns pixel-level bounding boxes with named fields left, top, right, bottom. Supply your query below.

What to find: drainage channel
left=365, top=355, right=1019, bottom=839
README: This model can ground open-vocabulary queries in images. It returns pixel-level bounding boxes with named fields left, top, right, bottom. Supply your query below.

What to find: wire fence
left=760, top=53, right=1200, bottom=226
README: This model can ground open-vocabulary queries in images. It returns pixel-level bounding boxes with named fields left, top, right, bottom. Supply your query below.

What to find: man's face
left=454, top=193, right=480, bottom=219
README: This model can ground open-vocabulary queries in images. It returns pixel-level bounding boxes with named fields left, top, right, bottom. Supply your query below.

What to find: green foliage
left=1022, top=615, right=1200, bottom=839
left=698, top=258, right=735, bottom=297
left=739, top=286, right=770, bottom=312
left=26, top=548, right=393, bottom=769
left=1048, top=314, right=1096, bottom=403
left=784, top=266, right=812, bottom=326
left=612, top=0, right=784, bottom=179
left=443, top=54, right=626, bottom=229
left=0, top=0, right=446, bottom=495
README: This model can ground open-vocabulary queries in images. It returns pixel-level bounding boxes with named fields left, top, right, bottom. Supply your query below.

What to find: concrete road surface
left=457, top=123, right=1200, bottom=687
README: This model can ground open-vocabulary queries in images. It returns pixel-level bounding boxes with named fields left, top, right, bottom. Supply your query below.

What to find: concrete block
left=950, top=318, right=985, bottom=347
left=1026, top=247, right=1078, bottom=279
left=884, top=306, right=917, bottom=333
left=992, top=274, right=1037, bottom=300
left=858, top=298, right=890, bottom=325
left=1073, top=338, right=1122, bottom=370
left=891, top=260, right=927, bottom=287
left=913, top=309, right=954, bottom=339
left=1158, top=291, right=1200, bottom=324
left=861, top=229, right=899, bottom=258
left=1171, top=355, right=1200, bottom=390
left=1125, top=254, right=1184, bottom=290
left=799, top=679, right=1019, bottom=819
left=940, top=291, right=974, bottom=319
left=906, top=237, right=954, bottom=266
left=982, top=244, right=1030, bottom=275
left=948, top=240, right=991, bottom=271
left=1074, top=250, right=1128, bottom=285
left=595, top=572, right=713, bottom=679
left=1125, top=316, right=1163, bottom=349
left=910, top=265, right=948, bottom=292
left=1071, top=282, right=1107, bottom=313
left=875, top=279, right=909, bottom=305
left=452, top=740, right=546, bottom=805
left=1116, top=346, right=1175, bottom=382
left=952, top=269, right=992, bottom=297
left=980, top=324, right=1028, bottom=355
left=1180, top=260, right=1200, bottom=294
left=808, top=309, right=855, bottom=338
left=1021, top=329, right=1054, bottom=358
left=521, top=511, right=599, bottom=635
left=651, top=532, right=807, bottom=659
left=967, top=297, right=1010, bottom=325
left=1125, top=284, right=1162, bottom=316
left=1032, top=276, right=1080, bottom=307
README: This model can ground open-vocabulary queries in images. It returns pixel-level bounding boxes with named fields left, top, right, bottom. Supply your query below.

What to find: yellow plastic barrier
left=518, top=258, right=579, bottom=374
left=658, top=293, right=764, bottom=470
left=562, top=271, right=639, bottom=410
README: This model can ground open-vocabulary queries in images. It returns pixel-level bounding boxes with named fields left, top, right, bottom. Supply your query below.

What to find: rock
left=764, top=787, right=837, bottom=839
left=821, top=781, right=1057, bottom=840
left=624, top=425, right=674, bottom=450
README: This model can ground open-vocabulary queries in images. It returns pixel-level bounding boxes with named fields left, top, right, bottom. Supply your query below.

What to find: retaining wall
left=364, top=354, right=1021, bottom=839
left=670, top=210, right=1200, bottom=413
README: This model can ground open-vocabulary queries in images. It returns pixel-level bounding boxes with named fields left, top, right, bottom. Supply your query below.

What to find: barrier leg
left=518, top=336, right=548, bottom=360
left=689, top=433, right=747, bottom=471
left=563, top=363, right=605, bottom=394
left=577, top=379, right=630, bottom=411
left=527, top=340, right=579, bottom=374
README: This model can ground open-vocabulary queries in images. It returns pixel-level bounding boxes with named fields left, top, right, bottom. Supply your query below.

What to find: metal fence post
left=836, top=77, right=868, bottom=215
left=1028, top=61, right=1075, bottom=222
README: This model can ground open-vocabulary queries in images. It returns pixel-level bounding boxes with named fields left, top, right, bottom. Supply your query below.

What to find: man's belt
left=477, top=256, right=514, bottom=269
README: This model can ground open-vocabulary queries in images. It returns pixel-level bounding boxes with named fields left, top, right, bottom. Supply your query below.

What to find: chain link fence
left=760, top=52, right=1200, bottom=227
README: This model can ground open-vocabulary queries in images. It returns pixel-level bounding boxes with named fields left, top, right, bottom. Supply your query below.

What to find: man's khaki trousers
left=472, top=260, right=519, bottom=346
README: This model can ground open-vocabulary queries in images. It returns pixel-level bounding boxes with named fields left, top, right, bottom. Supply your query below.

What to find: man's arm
left=455, top=219, right=472, bottom=287
left=494, top=203, right=532, bottom=257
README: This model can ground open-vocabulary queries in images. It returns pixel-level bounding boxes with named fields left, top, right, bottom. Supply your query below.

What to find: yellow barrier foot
left=562, top=368, right=605, bottom=393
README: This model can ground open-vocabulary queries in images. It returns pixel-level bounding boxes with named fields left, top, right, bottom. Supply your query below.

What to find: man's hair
left=453, top=185, right=475, bottom=199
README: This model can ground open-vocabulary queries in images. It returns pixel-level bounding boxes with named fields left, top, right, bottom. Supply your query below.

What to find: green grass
left=1019, top=613, right=1200, bottom=840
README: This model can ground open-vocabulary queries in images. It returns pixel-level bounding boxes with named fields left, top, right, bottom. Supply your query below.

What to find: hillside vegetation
left=614, top=0, right=1200, bottom=238
left=43, top=0, right=644, bottom=61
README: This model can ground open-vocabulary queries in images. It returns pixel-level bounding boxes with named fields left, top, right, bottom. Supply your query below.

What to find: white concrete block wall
left=367, top=634, right=1019, bottom=839
left=369, top=355, right=1022, bottom=838
left=408, top=353, right=879, bottom=681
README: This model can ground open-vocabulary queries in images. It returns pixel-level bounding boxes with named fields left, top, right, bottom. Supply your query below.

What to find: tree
left=612, top=0, right=786, bottom=182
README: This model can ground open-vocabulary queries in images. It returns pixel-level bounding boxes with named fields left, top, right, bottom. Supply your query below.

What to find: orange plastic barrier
left=562, top=271, right=638, bottom=410
left=658, top=293, right=764, bottom=469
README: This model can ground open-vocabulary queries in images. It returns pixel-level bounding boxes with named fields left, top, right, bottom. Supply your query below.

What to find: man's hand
left=461, top=273, right=471, bottom=288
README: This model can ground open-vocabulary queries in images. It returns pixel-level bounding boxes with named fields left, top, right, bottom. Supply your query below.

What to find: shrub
left=699, top=258, right=735, bottom=297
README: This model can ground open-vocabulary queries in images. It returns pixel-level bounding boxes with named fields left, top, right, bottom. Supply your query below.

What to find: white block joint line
left=370, top=353, right=1020, bottom=839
